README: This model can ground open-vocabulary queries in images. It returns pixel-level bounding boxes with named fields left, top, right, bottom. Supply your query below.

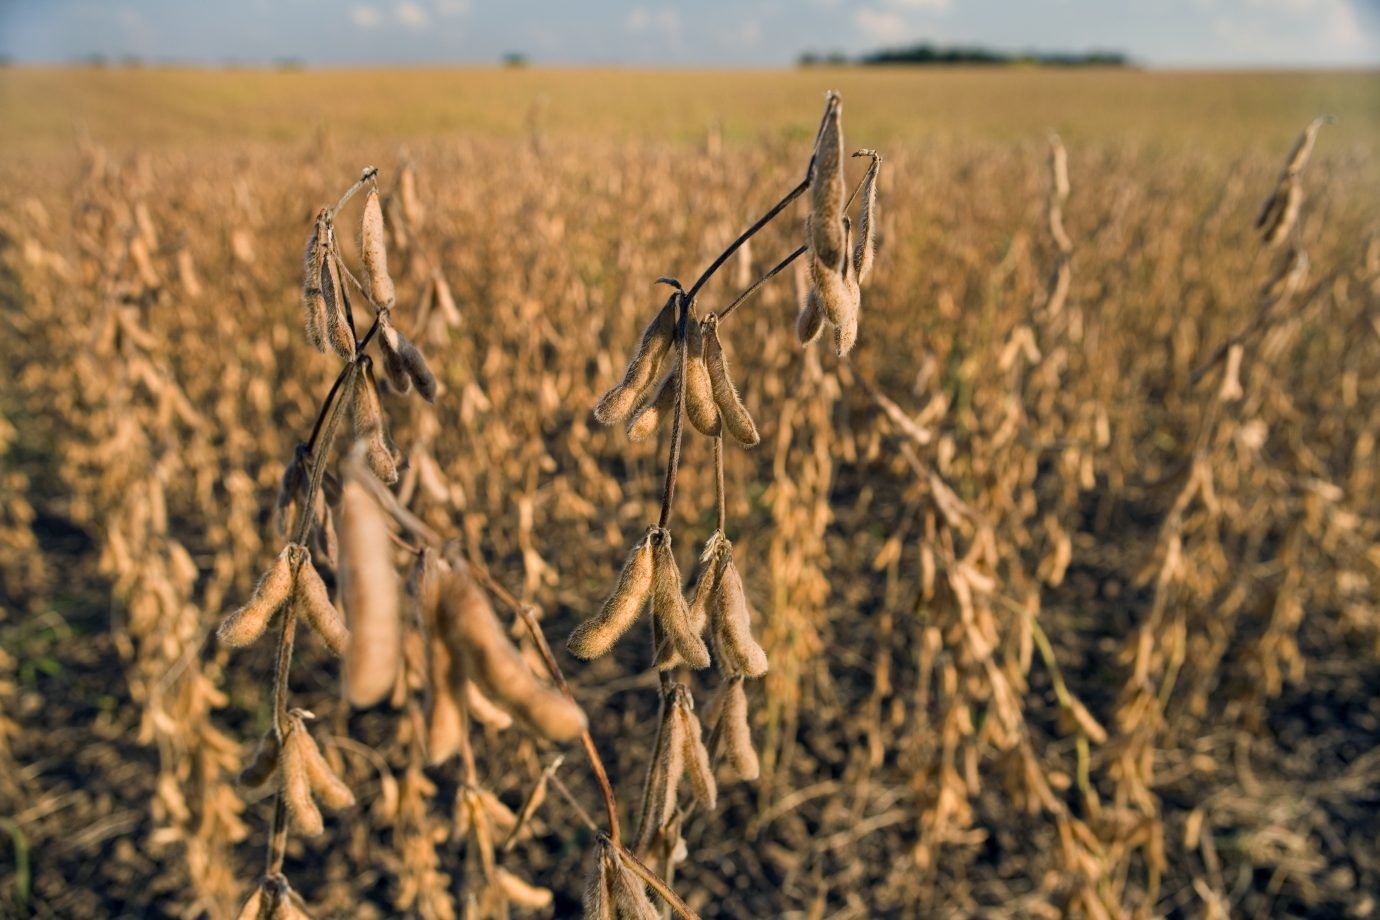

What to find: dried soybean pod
left=495, top=868, right=553, bottom=910
left=609, top=849, right=660, bottom=919
left=301, top=210, right=329, bottom=352
left=594, top=294, right=678, bottom=425
left=443, top=571, right=587, bottom=742
left=378, top=322, right=413, bottom=395
left=719, top=678, right=760, bottom=780
left=295, top=551, right=349, bottom=656
left=626, top=365, right=679, bottom=442
left=633, top=696, right=686, bottom=853
left=217, top=545, right=296, bottom=648
left=321, top=245, right=355, bottom=359
left=853, top=152, right=881, bottom=282
left=704, top=318, right=759, bottom=448
left=583, top=843, right=617, bottom=920
left=684, top=318, right=720, bottom=436
left=711, top=558, right=768, bottom=678
left=350, top=360, right=397, bottom=484
left=397, top=334, right=437, bottom=402
left=339, top=475, right=401, bottom=708
left=465, top=679, right=515, bottom=730
left=280, top=719, right=324, bottom=836
left=298, top=726, right=355, bottom=810
left=676, top=693, right=716, bottom=809
left=360, top=186, right=395, bottom=307
left=796, top=286, right=826, bottom=345
left=809, top=92, right=845, bottom=272
left=568, top=530, right=654, bottom=659
left=650, top=531, right=710, bottom=670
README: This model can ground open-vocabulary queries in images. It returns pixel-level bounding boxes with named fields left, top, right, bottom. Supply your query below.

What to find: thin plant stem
left=717, top=245, right=807, bottom=324
left=469, top=564, right=624, bottom=847
left=686, top=180, right=809, bottom=302
left=615, top=839, right=702, bottom=920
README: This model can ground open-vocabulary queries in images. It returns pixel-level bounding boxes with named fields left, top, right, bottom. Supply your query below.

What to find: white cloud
left=350, top=4, right=381, bottom=28
left=626, top=6, right=683, bottom=39
left=435, top=0, right=471, bottom=16
left=855, top=7, right=908, bottom=40
left=882, top=0, right=952, bottom=11
left=396, top=1, right=429, bottom=28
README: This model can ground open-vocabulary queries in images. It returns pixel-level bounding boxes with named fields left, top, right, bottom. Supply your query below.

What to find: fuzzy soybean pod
left=301, top=210, right=329, bottom=352
left=633, top=695, right=687, bottom=854
left=339, top=475, right=402, bottom=708
left=295, top=549, right=349, bottom=656
left=703, top=318, right=760, bottom=448
left=650, top=531, right=711, bottom=670
left=279, top=718, right=324, bottom=836
left=594, top=294, right=678, bottom=425
left=675, top=692, right=717, bottom=809
left=320, top=244, right=356, bottom=360
left=568, top=530, right=655, bottom=660
left=718, top=678, right=760, bottom=780
left=360, top=186, right=395, bottom=307
left=852, top=151, right=881, bottom=283
left=217, top=545, right=297, bottom=648
left=626, top=365, right=679, bottom=442
left=795, top=285, right=826, bottom=346
left=684, top=317, right=720, bottom=436
left=442, top=571, right=587, bottom=742
left=711, top=557, right=769, bottom=679
left=809, top=92, right=846, bottom=272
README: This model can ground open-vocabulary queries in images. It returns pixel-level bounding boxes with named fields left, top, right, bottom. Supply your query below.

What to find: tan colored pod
left=594, top=294, right=678, bottom=425
left=650, top=533, right=710, bottom=670
left=217, top=545, right=296, bottom=648
left=295, top=551, right=349, bottom=656
left=711, top=558, right=768, bottom=679
left=582, top=843, right=616, bottom=920
left=684, top=318, right=720, bottom=436
left=809, top=92, right=846, bottom=272
left=495, top=867, right=553, bottom=910
left=633, top=696, right=686, bottom=853
left=280, top=720, right=324, bottom=836
left=608, top=848, right=660, bottom=919
left=360, top=187, right=395, bottom=306
left=441, top=570, right=587, bottom=742
left=626, top=365, right=679, bottom=442
left=719, top=679, right=759, bottom=780
left=301, top=210, right=329, bottom=352
left=853, top=152, right=881, bottom=282
left=704, top=320, right=759, bottom=448
left=676, top=694, right=716, bottom=809
left=339, top=476, right=401, bottom=708
left=298, top=725, right=355, bottom=810
left=568, top=531, right=654, bottom=660
left=321, top=246, right=356, bottom=359
left=796, top=286, right=825, bottom=346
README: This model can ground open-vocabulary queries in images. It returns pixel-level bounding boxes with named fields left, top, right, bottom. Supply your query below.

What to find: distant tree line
left=800, top=43, right=1130, bottom=68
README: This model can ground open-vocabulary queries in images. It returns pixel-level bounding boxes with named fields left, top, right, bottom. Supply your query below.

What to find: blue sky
left=2, top=0, right=1378, bottom=67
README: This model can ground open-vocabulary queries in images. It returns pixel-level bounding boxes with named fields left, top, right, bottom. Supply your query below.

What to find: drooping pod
left=852, top=151, right=882, bottom=283
left=626, top=366, right=679, bottom=442
left=360, top=186, right=395, bottom=307
left=280, top=711, right=354, bottom=836
left=594, top=294, right=678, bottom=425
left=568, top=529, right=655, bottom=659
left=716, top=678, right=760, bottom=780
left=301, top=210, right=330, bottom=352
left=339, top=470, right=402, bottom=708
left=650, top=530, right=710, bottom=669
left=348, top=358, right=398, bottom=484
left=320, top=242, right=356, bottom=359
left=294, top=548, right=349, bottom=656
left=674, top=690, right=716, bottom=809
left=809, top=92, right=846, bottom=272
left=440, top=569, right=587, bottom=742
left=710, top=556, right=768, bottom=678
left=217, top=545, right=298, bottom=648
left=703, top=317, right=759, bottom=447
left=795, top=285, right=825, bottom=346
left=633, top=691, right=688, bottom=854
left=684, top=317, right=720, bottom=436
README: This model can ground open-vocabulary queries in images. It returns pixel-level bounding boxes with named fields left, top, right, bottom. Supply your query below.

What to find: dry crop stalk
left=575, top=93, right=884, bottom=906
